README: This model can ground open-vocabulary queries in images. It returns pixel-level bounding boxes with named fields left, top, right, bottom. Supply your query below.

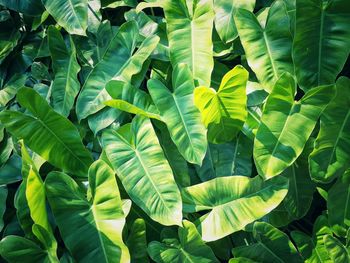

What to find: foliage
left=0, top=0, right=349, bottom=262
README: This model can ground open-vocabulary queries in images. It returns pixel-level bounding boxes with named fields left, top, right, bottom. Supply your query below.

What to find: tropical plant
left=0, top=0, right=349, bottom=262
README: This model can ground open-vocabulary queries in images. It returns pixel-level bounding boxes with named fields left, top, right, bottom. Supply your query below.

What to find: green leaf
left=0, top=0, right=44, bottom=16
left=327, top=170, right=350, bottom=237
left=47, top=26, right=81, bottom=117
left=291, top=215, right=332, bottom=263
left=148, top=220, right=219, bottom=263
left=181, top=176, right=288, bottom=241
left=235, top=0, right=294, bottom=92
left=0, top=88, right=93, bottom=177
left=0, top=74, right=27, bottom=107
left=45, top=160, right=130, bottom=262
left=254, top=73, right=335, bottom=179
left=163, top=0, right=214, bottom=86
left=0, top=234, right=59, bottom=263
left=232, top=222, right=302, bottom=263
left=324, top=235, right=350, bottom=263
left=76, top=21, right=159, bottom=120
left=148, top=64, right=207, bottom=165
left=42, top=0, right=88, bottom=35
left=127, top=219, right=149, bottom=263
left=21, top=142, right=51, bottom=233
left=309, top=77, right=350, bottom=182
left=194, top=65, right=248, bottom=143
left=105, top=80, right=161, bottom=120
left=0, top=16, right=20, bottom=64
left=214, top=0, right=255, bottom=43
left=293, top=0, right=350, bottom=91
left=196, top=133, right=253, bottom=181
left=102, top=116, right=182, bottom=226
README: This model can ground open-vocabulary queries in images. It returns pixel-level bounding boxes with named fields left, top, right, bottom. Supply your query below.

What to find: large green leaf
left=163, top=0, right=214, bottom=86
left=148, top=220, right=219, bottom=263
left=234, top=0, right=294, bottom=92
left=214, top=0, right=256, bottom=43
left=45, top=160, right=130, bottom=263
left=102, top=116, right=182, bottom=226
left=254, top=73, right=334, bottom=179
left=0, top=228, right=59, bottom=263
left=0, top=16, right=20, bottom=65
left=20, top=142, right=51, bottom=233
left=309, top=77, right=350, bottom=182
left=324, top=235, right=350, bottom=263
left=42, top=0, right=88, bottom=35
left=181, top=175, right=288, bottom=241
left=194, top=65, right=248, bottom=143
left=0, top=88, right=93, bottom=177
left=105, top=80, right=161, bottom=120
left=47, top=26, right=80, bottom=117
left=0, top=0, right=44, bottom=16
left=148, top=64, right=207, bottom=165
left=232, top=222, right=302, bottom=263
left=293, top=0, right=350, bottom=91
left=327, top=171, right=350, bottom=237
left=76, top=21, right=159, bottom=120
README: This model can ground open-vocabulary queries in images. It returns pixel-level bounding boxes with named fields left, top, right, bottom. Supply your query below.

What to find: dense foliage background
left=0, top=0, right=349, bottom=262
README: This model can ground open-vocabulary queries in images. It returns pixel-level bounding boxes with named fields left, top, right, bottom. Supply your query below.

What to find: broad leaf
left=47, top=26, right=80, bottom=116
left=235, top=0, right=294, bottom=92
left=214, top=0, right=256, bottom=43
left=102, top=116, right=182, bottom=226
left=148, top=64, right=207, bottom=165
left=0, top=88, right=93, bottom=177
left=309, top=77, right=350, bottom=182
left=148, top=220, right=219, bottom=263
left=76, top=21, right=159, bottom=120
left=181, top=176, right=288, bottom=241
left=232, top=222, right=302, bottom=263
left=0, top=231, right=59, bottom=263
left=194, top=65, right=248, bottom=143
left=163, top=0, right=214, bottom=86
left=127, top=219, right=149, bottom=263
left=0, top=0, right=44, bottom=16
left=42, top=0, right=88, bottom=35
left=327, top=171, right=350, bottom=237
left=293, top=0, right=350, bottom=91
left=254, top=73, right=334, bottom=179
left=45, top=160, right=130, bottom=263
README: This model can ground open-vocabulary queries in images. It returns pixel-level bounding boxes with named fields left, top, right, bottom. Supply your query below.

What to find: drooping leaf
left=163, top=0, right=214, bottom=86
left=45, top=160, right=130, bottom=262
left=327, top=170, right=350, bottom=237
left=293, top=0, right=350, bottom=91
left=76, top=21, right=159, bottom=120
left=47, top=26, right=80, bottom=117
left=309, top=77, right=350, bottom=182
left=42, top=0, right=88, bottom=35
left=148, top=220, right=219, bottom=263
left=0, top=88, right=93, bottom=177
left=232, top=222, right=302, bottom=263
left=254, top=73, right=335, bottom=179
left=102, top=116, right=182, bottom=226
left=181, top=175, right=288, bottom=241
left=235, top=0, right=294, bottom=92
left=194, top=65, right=248, bottom=143
left=214, top=0, right=256, bottom=43
left=148, top=64, right=207, bottom=165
